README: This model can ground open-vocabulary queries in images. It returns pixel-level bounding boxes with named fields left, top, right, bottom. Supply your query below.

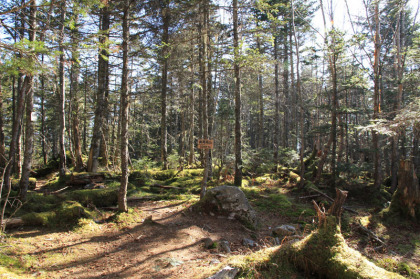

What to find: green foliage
left=132, top=157, right=158, bottom=170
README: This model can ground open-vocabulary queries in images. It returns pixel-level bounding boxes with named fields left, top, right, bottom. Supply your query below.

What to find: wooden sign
left=198, top=139, right=214, bottom=149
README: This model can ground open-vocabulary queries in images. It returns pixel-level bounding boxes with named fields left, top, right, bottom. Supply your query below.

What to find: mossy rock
left=195, top=185, right=259, bottom=229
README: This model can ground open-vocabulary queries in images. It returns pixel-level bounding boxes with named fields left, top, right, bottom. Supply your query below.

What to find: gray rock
left=242, top=238, right=258, bottom=248
left=203, top=238, right=215, bottom=249
left=210, top=259, right=221, bottom=265
left=207, top=266, right=239, bottom=279
left=198, top=185, right=258, bottom=228
left=273, top=224, right=296, bottom=237
left=219, top=240, right=231, bottom=253
left=84, top=183, right=95, bottom=189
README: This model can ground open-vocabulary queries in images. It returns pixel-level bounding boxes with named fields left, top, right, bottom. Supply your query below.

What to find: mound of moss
left=67, top=188, right=118, bottom=207
left=286, top=216, right=404, bottom=279
left=21, top=201, right=94, bottom=227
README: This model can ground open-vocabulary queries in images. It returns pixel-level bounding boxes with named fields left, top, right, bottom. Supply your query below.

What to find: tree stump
left=286, top=188, right=404, bottom=279
left=387, top=160, right=420, bottom=221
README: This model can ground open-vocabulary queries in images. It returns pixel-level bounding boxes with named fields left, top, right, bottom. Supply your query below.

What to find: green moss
left=21, top=201, right=93, bottom=227
left=21, top=211, right=56, bottom=226
left=149, top=169, right=176, bottom=180
left=20, top=193, right=63, bottom=213
left=0, top=252, right=37, bottom=278
left=67, top=188, right=118, bottom=207
left=73, top=218, right=102, bottom=234
left=227, top=246, right=305, bottom=279
left=112, top=208, right=143, bottom=229
left=287, top=216, right=405, bottom=279
left=56, top=201, right=93, bottom=225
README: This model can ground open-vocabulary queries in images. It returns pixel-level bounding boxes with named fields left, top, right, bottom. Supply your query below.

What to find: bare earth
left=11, top=200, right=287, bottom=279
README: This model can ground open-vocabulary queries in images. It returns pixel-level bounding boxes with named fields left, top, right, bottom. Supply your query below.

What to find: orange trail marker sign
left=198, top=139, right=214, bottom=149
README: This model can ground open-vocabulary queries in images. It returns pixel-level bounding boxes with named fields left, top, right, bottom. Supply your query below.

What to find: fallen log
left=150, top=184, right=181, bottom=190
left=1, top=218, right=24, bottom=228
left=66, top=173, right=105, bottom=186
left=354, top=220, right=386, bottom=246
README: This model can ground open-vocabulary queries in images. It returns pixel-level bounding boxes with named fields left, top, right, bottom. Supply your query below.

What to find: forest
left=0, top=0, right=419, bottom=278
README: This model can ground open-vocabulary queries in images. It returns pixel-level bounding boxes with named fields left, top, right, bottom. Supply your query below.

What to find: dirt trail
left=14, top=200, right=278, bottom=279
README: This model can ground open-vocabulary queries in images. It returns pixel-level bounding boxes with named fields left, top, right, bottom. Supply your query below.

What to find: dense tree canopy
left=0, top=0, right=419, bottom=207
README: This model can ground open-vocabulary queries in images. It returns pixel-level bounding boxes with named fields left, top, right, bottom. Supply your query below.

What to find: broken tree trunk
left=386, top=160, right=420, bottom=222
left=286, top=188, right=404, bottom=279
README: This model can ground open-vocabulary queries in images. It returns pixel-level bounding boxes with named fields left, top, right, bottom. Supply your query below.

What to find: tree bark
left=274, top=35, right=280, bottom=162
left=373, top=1, right=382, bottom=189
left=70, top=14, right=84, bottom=172
left=118, top=1, right=130, bottom=212
left=18, top=1, right=37, bottom=200
left=58, top=0, right=66, bottom=178
left=233, top=0, right=242, bottom=186
left=88, top=6, right=110, bottom=173
left=291, top=0, right=305, bottom=187
left=282, top=29, right=289, bottom=148
left=160, top=4, right=169, bottom=170
left=0, top=80, right=6, bottom=168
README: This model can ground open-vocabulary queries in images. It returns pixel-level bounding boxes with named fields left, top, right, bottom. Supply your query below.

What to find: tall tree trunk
left=391, top=7, right=404, bottom=192
left=19, top=3, right=37, bottom=200
left=40, top=59, right=47, bottom=165
left=0, top=80, right=6, bottom=168
left=189, top=55, right=195, bottom=165
left=233, top=0, right=242, bottom=186
left=88, top=6, right=110, bottom=173
left=282, top=29, right=289, bottom=148
left=58, top=0, right=66, bottom=178
left=289, top=28, right=297, bottom=150
left=160, top=5, right=169, bottom=170
left=315, top=0, right=338, bottom=185
left=274, top=35, right=280, bottom=162
left=118, top=1, right=130, bottom=212
left=373, top=1, right=382, bottom=189
left=200, top=0, right=210, bottom=198
left=291, top=0, right=305, bottom=187
left=70, top=14, right=84, bottom=172
left=4, top=78, right=30, bottom=195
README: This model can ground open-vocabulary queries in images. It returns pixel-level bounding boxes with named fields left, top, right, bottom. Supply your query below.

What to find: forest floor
left=1, top=168, right=419, bottom=278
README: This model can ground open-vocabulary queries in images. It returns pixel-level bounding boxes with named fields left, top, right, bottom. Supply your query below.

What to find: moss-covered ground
left=0, top=166, right=419, bottom=278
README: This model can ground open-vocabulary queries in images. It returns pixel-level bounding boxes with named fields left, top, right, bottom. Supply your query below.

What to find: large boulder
left=197, top=185, right=258, bottom=228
